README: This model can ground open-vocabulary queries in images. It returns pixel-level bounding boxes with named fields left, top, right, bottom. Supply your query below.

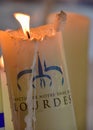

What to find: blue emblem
left=17, top=53, right=64, bottom=91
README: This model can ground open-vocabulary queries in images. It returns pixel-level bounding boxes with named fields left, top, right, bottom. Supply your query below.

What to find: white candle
left=0, top=56, right=5, bottom=130
left=0, top=11, right=77, bottom=130
left=48, top=12, right=90, bottom=130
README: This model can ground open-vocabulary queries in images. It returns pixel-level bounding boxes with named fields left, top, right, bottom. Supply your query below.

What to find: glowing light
left=14, top=13, right=30, bottom=37
left=0, top=56, right=4, bottom=69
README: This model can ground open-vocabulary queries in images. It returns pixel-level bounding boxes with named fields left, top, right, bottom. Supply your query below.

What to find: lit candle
left=0, top=56, right=5, bottom=130
left=0, top=56, right=14, bottom=130
left=0, top=11, right=77, bottom=130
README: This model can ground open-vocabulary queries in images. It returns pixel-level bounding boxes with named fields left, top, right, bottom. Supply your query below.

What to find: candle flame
left=0, top=56, right=4, bottom=70
left=14, top=13, right=30, bottom=37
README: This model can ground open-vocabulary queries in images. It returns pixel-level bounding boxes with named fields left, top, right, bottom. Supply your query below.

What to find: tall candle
left=0, top=57, right=5, bottom=130
left=0, top=56, right=13, bottom=130
left=47, top=12, right=90, bottom=130
left=0, top=11, right=77, bottom=130
left=62, top=13, right=90, bottom=130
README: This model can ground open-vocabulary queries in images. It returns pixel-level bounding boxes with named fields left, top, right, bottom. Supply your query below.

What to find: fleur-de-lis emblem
left=32, top=54, right=52, bottom=88
left=17, top=54, right=64, bottom=91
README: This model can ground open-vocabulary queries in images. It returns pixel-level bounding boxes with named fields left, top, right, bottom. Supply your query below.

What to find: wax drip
left=25, top=42, right=38, bottom=130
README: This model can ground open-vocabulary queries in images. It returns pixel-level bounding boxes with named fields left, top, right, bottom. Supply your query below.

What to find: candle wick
left=26, top=31, right=30, bottom=39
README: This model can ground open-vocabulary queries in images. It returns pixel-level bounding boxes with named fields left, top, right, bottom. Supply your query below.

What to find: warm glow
left=0, top=56, right=4, bottom=70
left=14, top=13, right=30, bottom=36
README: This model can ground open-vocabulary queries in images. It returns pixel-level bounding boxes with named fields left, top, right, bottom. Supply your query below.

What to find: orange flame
left=0, top=56, right=4, bottom=70
left=14, top=13, right=30, bottom=36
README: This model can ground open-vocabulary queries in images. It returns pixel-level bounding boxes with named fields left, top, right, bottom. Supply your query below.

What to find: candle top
left=7, top=24, right=56, bottom=41
left=5, top=10, right=67, bottom=41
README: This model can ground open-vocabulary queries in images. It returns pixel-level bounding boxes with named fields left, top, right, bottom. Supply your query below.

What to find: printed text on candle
left=14, top=56, right=72, bottom=112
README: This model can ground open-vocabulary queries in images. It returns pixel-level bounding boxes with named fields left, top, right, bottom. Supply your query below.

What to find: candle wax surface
left=8, top=24, right=55, bottom=41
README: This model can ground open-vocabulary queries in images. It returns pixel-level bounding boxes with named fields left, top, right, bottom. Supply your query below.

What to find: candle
left=0, top=56, right=14, bottom=130
left=0, top=56, right=5, bottom=130
left=62, top=13, right=90, bottom=130
left=0, top=11, right=77, bottom=130
left=0, top=80, right=5, bottom=130
left=47, top=12, right=90, bottom=130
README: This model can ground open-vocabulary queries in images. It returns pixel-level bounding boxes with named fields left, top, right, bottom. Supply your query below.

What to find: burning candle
left=0, top=56, right=13, bottom=130
left=0, top=11, right=77, bottom=130
left=0, top=56, right=5, bottom=130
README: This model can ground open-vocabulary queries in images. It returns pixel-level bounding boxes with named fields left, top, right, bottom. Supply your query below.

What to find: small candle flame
left=0, top=56, right=4, bottom=70
left=14, top=13, right=30, bottom=38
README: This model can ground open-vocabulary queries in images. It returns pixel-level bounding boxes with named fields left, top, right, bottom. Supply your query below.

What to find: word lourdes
left=17, top=54, right=64, bottom=90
